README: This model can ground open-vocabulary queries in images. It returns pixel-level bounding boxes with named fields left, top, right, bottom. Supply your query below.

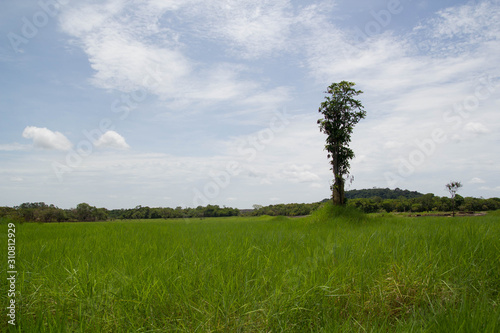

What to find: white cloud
left=431, top=2, right=499, bottom=41
left=479, top=186, right=500, bottom=192
left=282, top=164, right=320, bottom=183
left=57, top=0, right=299, bottom=113
left=187, top=0, right=295, bottom=59
left=59, top=1, right=191, bottom=95
left=94, top=131, right=130, bottom=150
left=384, top=141, right=404, bottom=150
left=22, top=126, right=72, bottom=151
left=469, top=177, right=486, bottom=184
left=464, top=122, right=489, bottom=134
left=10, top=177, right=24, bottom=182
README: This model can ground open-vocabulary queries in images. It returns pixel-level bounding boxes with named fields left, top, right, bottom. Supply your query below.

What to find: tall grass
left=1, top=205, right=499, bottom=332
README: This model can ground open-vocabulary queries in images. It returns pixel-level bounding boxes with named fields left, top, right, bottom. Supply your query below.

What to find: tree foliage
left=318, top=81, right=366, bottom=205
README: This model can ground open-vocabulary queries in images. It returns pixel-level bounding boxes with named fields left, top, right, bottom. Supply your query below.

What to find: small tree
left=445, top=181, right=462, bottom=217
left=318, top=81, right=366, bottom=205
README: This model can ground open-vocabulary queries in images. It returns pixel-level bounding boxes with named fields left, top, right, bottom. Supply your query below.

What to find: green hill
left=345, top=188, right=424, bottom=200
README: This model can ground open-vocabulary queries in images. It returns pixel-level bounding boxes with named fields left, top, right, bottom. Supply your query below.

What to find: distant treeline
left=1, top=188, right=499, bottom=222
left=0, top=203, right=239, bottom=223
left=0, top=202, right=108, bottom=223
left=342, top=188, right=500, bottom=213
left=109, top=205, right=239, bottom=220
left=0, top=202, right=320, bottom=222
left=347, top=194, right=500, bottom=213
left=251, top=188, right=500, bottom=215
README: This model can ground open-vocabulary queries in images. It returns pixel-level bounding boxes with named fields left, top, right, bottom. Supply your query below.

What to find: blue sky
left=1, top=0, right=499, bottom=209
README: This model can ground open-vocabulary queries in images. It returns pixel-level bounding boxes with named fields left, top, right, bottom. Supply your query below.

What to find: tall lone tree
left=318, top=81, right=366, bottom=206
left=446, top=181, right=462, bottom=217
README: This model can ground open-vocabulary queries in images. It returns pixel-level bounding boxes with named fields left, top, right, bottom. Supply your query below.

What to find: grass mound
left=488, top=209, right=500, bottom=217
left=310, top=201, right=367, bottom=223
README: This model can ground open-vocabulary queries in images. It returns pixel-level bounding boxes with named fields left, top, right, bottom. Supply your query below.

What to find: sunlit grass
left=1, top=206, right=499, bottom=332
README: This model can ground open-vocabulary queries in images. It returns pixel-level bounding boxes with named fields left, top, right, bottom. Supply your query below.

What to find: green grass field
left=2, top=205, right=500, bottom=332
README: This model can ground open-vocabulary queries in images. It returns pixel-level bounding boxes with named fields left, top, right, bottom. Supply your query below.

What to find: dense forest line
left=1, top=189, right=499, bottom=222
left=0, top=203, right=239, bottom=223
left=343, top=188, right=500, bottom=213
left=345, top=187, right=424, bottom=199
left=347, top=194, right=500, bottom=213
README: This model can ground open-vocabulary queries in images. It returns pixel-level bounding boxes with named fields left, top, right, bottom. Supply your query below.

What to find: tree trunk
left=332, top=176, right=345, bottom=206
left=452, top=197, right=456, bottom=217
left=331, top=152, right=345, bottom=206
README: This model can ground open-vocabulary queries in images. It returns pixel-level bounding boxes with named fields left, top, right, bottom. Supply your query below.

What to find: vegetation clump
left=309, top=201, right=367, bottom=224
